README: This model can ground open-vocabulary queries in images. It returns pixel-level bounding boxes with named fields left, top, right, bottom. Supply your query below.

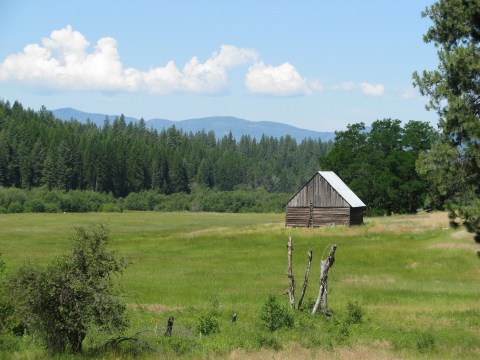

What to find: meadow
left=0, top=211, right=479, bottom=359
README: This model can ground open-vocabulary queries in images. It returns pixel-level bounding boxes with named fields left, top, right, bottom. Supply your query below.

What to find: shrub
left=6, top=225, right=129, bottom=354
left=124, top=192, right=149, bottom=211
left=0, top=187, right=27, bottom=209
left=101, top=203, right=122, bottom=212
left=23, top=199, right=45, bottom=213
left=44, top=203, right=59, bottom=213
left=0, top=206, right=7, bottom=214
left=195, top=311, right=220, bottom=336
left=259, top=294, right=294, bottom=332
left=7, top=201, right=22, bottom=213
left=346, top=300, right=364, bottom=324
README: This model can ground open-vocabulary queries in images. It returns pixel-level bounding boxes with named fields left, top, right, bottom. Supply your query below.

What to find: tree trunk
left=297, top=249, right=313, bottom=310
left=287, top=236, right=295, bottom=309
left=68, top=330, right=86, bottom=354
left=312, top=244, right=336, bottom=315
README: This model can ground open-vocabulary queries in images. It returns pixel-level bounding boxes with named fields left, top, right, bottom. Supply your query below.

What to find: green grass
left=1, top=211, right=479, bottom=359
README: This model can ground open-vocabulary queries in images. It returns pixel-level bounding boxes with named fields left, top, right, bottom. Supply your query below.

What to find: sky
left=0, top=0, right=439, bottom=132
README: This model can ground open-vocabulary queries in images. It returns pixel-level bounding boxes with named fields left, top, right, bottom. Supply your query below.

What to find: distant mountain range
left=52, top=108, right=336, bottom=142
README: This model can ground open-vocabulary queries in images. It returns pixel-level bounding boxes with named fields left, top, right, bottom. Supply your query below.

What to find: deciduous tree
left=6, top=225, right=128, bottom=354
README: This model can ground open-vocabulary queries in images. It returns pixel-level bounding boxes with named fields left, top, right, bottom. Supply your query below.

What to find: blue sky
left=0, top=0, right=438, bottom=132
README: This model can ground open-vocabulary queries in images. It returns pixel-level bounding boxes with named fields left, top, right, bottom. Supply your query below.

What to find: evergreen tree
left=413, top=0, right=480, bottom=241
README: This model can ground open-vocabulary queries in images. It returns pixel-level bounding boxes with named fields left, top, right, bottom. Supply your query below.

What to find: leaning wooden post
left=164, top=316, right=174, bottom=336
left=297, top=249, right=313, bottom=309
left=312, top=244, right=336, bottom=315
left=287, top=236, right=295, bottom=309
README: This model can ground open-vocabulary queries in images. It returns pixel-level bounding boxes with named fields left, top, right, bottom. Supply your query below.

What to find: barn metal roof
left=318, top=171, right=366, bottom=208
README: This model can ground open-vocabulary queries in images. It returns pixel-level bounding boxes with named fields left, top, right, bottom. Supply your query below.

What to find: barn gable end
left=285, top=171, right=366, bottom=227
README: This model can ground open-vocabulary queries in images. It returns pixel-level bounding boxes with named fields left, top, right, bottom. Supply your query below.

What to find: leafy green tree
left=413, top=0, right=480, bottom=241
left=6, top=225, right=128, bottom=354
left=321, top=119, right=436, bottom=215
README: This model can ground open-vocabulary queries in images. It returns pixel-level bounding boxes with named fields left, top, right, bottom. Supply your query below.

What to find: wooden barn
left=285, top=171, right=366, bottom=227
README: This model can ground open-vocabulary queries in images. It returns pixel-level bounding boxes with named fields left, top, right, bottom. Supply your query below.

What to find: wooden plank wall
left=285, top=207, right=351, bottom=227
left=312, top=207, right=350, bottom=226
left=285, top=207, right=310, bottom=227
left=286, top=173, right=349, bottom=208
left=313, top=174, right=349, bottom=208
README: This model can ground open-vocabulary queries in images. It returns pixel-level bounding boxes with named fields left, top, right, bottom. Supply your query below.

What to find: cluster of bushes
left=0, top=187, right=289, bottom=214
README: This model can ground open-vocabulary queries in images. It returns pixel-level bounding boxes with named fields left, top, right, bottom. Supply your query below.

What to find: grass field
left=0, top=211, right=479, bottom=359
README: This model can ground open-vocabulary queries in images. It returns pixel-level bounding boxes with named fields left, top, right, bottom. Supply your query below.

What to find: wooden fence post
left=287, top=236, right=295, bottom=309
left=311, top=244, right=336, bottom=315
left=297, top=249, right=313, bottom=309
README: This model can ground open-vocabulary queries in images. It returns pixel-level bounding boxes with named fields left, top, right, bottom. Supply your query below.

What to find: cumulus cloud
left=331, top=81, right=385, bottom=96
left=245, top=62, right=322, bottom=96
left=0, top=25, right=387, bottom=99
left=0, top=26, right=258, bottom=94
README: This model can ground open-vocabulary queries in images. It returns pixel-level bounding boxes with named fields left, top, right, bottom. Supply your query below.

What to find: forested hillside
left=0, top=100, right=331, bottom=196
left=0, top=100, right=441, bottom=215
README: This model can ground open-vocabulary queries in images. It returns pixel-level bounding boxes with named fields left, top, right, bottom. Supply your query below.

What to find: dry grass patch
left=226, top=342, right=401, bottom=360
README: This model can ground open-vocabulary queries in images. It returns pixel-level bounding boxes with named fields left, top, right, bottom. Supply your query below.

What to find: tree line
left=320, top=119, right=438, bottom=215
left=0, top=100, right=331, bottom=198
left=0, top=99, right=446, bottom=215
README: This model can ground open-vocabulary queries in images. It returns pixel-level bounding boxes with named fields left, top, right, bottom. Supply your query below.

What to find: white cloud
left=0, top=26, right=258, bottom=94
left=331, top=81, right=385, bottom=96
left=245, top=62, right=322, bottom=96
left=359, top=82, right=384, bottom=96
left=401, top=86, right=419, bottom=100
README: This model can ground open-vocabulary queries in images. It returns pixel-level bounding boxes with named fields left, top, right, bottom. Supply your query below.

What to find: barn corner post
left=312, top=243, right=337, bottom=315
left=287, top=236, right=295, bottom=309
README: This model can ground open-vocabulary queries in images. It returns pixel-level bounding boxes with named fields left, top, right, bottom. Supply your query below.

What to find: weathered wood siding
left=312, top=207, right=350, bottom=226
left=286, top=173, right=349, bottom=208
left=285, top=172, right=365, bottom=227
left=285, top=207, right=310, bottom=227
left=285, top=207, right=351, bottom=227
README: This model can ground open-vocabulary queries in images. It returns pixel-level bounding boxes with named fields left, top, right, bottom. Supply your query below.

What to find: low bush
left=44, top=203, right=59, bottom=213
left=259, top=294, right=294, bottom=332
left=101, top=203, right=122, bottom=212
left=195, top=311, right=220, bottom=336
left=346, top=300, right=364, bottom=324
left=7, top=201, right=22, bottom=213
left=23, top=199, right=45, bottom=213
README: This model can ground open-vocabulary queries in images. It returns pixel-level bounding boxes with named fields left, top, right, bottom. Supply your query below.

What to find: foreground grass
left=0, top=211, right=479, bottom=359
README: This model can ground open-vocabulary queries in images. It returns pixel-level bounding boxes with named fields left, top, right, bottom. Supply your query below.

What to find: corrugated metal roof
left=318, top=171, right=366, bottom=208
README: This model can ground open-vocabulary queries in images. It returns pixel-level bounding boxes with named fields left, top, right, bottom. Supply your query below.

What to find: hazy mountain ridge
left=52, top=108, right=336, bottom=142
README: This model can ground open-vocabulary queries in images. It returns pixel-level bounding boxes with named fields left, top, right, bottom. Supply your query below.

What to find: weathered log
left=312, top=244, right=336, bottom=315
left=287, top=236, right=295, bottom=309
left=297, top=249, right=313, bottom=309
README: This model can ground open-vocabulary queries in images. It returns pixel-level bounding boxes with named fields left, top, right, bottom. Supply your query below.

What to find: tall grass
left=0, top=211, right=479, bottom=358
